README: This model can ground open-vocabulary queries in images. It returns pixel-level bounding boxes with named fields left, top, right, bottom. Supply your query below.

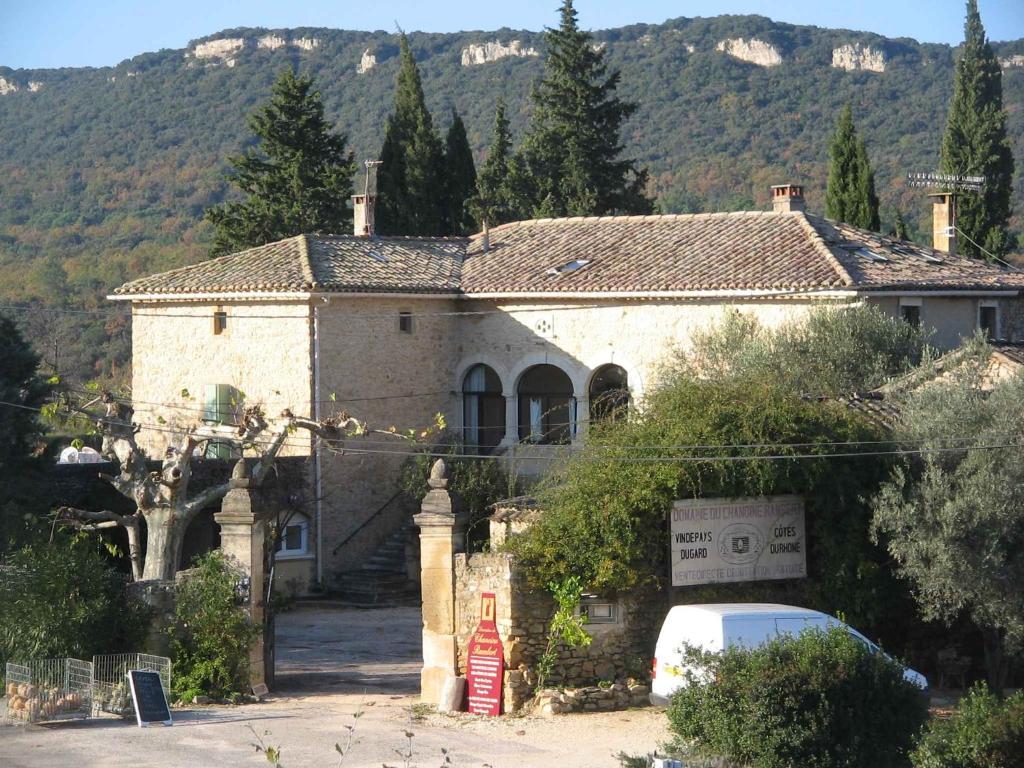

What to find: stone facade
left=129, top=290, right=1021, bottom=593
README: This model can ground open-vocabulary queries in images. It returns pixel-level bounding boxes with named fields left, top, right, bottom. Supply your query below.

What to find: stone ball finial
left=232, top=458, right=250, bottom=480
left=427, top=458, right=449, bottom=489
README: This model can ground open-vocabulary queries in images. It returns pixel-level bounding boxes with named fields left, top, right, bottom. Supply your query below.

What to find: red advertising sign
left=466, top=592, right=504, bottom=716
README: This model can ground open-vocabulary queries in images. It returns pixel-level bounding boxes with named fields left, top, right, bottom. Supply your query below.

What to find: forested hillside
left=1, top=15, right=1023, bottom=382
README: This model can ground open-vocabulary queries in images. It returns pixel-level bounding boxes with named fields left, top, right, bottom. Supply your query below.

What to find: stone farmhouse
left=110, top=185, right=1024, bottom=593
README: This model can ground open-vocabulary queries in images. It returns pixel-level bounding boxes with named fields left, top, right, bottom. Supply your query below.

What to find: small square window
left=578, top=600, right=617, bottom=625
left=275, top=515, right=309, bottom=558
left=900, top=304, right=920, bottom=327
left=213, top=311, right=227, bottom=335
left=399, top=311, right=413, bottom=333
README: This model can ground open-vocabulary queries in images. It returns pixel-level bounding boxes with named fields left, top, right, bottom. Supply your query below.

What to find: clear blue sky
left=2, top=0, right=1023, bottom=70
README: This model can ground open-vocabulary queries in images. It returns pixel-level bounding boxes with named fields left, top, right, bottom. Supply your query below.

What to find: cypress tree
left=206, top=68, right=356, bottom=256
left=441, top=110, right=478, bottom=236
left=825, top=105, right=880, bottom=231
left=377, top=35, right=446, bottom=236
left=475, top=100, right=531, bottom=226
left=892, top=210, right=909, bottom=241
left=520, top=0, right=652, bottom=217
left=940, top=0, right=1014, bottom=259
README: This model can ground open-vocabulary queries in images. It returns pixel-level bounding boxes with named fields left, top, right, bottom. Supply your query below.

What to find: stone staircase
left=333, top=523, right=420, bottom=607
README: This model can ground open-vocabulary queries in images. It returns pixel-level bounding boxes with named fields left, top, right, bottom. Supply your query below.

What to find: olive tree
left=872, top=341, right=1024, bottom=690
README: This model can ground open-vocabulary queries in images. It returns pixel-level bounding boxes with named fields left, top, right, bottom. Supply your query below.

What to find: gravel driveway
left=0, top=606, right=669, bottom=767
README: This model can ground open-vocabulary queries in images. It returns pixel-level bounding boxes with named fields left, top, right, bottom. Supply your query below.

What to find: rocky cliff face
left=715, top=38, right=783, bottom=67
left=832, top=43, right=886, bottom=73
left=1002, top=55, right=1024, bottom=70
left=358, top=49, right=377, bottom=74
left=460, top=40, right=539, bottom=67
left=293, top=37, right=319, bottom=51
left=0, top=77, right=18, bottom=95
left=257, top=34, right=286, bottom=51
left=189, top=37, right=245, bottom=66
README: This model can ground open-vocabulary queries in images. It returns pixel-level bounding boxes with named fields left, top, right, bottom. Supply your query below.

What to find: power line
left=6, top=398, right=1024, bottom=466
left=954, top=226, right=1021, bottom=271
left=0, top=302, right=616, bottom=322
left=61, top=386, right=1024, bottom=451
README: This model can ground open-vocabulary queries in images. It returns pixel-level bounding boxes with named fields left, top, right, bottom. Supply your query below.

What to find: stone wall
left=316, top=297, right=458, bottom=577
left=453, top=551, right=662, bottom=712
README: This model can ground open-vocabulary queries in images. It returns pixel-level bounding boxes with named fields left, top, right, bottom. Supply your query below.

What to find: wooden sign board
left=466, top=592, right=504, bottom=716
left=128, top=670, right=172, bottom=727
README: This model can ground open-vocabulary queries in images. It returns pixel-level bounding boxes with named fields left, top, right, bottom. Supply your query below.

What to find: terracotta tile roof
left=807, top=217, right=1024, bottom=292
left=462, top=212, right=852, bottom=293
left=112, top=212, right=1024, bottom=297
left=113, top=234, right=464, bottom=295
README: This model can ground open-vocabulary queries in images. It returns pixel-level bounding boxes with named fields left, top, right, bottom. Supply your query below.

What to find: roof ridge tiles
left=796, top=213, right=855, bottom=288
left=296, top=234, right=318, bottom=290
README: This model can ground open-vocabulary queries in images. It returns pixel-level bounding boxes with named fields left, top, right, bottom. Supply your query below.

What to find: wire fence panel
left=3, top=659, right=93, bottom=724
left=92, top=654, right=171, bottom=716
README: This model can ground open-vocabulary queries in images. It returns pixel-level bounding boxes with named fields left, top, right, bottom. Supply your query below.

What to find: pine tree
left=825, top=105, right=880, bottom=231
left=441, top=110, right=478, bottom=236
left=475, top=100, right=531, bottom=226
left=941, top=0, right=1015, bottom=259
left=206, top=68, right=356, bottom=256
left=376, top=35, right=446, bottom=236
left=520, top=0, right=652, bottom=217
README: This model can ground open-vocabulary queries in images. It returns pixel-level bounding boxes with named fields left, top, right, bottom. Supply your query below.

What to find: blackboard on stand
left=128, top=670, right=172, bottom=727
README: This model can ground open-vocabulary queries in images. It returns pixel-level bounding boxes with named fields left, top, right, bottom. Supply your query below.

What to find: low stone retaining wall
left=453, top=550, right=662, bottom=712
left=535, top=681, right=651, bottom=715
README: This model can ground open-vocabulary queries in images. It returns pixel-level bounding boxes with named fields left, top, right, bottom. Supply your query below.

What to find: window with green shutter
left=202, top=384, right=240, bottom=460
left=203, top=383, right=237, bottom=424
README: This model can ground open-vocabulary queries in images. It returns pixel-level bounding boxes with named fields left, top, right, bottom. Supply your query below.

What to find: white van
left=649, top=603, right=928, bottom=706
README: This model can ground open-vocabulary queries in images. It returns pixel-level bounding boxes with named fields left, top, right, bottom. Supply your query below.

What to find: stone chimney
left=928, top=192, right=956, bottom=254
left=352, top=194, right=376, bottom=237
left=771, top=184, right=806, bottom=213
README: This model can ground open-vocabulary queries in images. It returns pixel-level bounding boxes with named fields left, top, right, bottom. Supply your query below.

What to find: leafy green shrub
left=534, top=576, right=592, bottom=692
left=667, top=626, right=928, bottom=768
left=0, top=533, right=149, bottom=668
left=912, top=684, right=1024, bottom=768
left=169, top=550, right=260, bottom=702
left=398, top=435, right=519, bottom=547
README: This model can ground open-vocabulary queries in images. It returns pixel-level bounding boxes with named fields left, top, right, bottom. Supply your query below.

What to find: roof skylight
left=367, top=248, right=388, bottom=263
left=546, top=258, right=590, bottom=276
left=855, top=247, right=889, bottom=263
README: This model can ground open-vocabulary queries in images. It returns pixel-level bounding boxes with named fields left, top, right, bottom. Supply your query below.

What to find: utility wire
left=38, top=388, right=1024, bottom=453
left=0, top=302, right=617, bottom=322
left=954, top=226, right=1022, bottom=272
left=5, top=398, right=1024, bottom=466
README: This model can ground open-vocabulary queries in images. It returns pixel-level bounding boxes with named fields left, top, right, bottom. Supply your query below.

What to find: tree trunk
left=982, top=627, right=1008, bottom=694
left=141, top=507, right=186, bottom=582
left=125, top=517, right=143, bottom=582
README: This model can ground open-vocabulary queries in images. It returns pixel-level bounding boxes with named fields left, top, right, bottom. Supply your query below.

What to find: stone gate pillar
left=214, top=460, right=268, bottom=689
left=414, top=460, right=469, bottom=705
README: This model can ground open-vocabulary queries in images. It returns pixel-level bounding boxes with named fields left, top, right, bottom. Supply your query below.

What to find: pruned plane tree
left=52, top=391, right=425, bottom=582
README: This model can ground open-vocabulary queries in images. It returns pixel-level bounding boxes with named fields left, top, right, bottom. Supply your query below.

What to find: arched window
left=275, top=513, right=310, bottom=559
left=517, top=364, right=575, bottom=444
left=589, top=364, right=629, bottom=422
left=463, top=364, right=505, bottom=453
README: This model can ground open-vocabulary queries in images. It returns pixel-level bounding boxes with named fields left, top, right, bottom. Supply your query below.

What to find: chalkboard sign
left=128, top=670, right=172, bottom=727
